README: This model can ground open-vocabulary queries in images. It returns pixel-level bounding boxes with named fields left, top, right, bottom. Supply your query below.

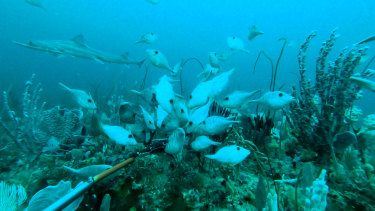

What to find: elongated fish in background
left=227, top=36, right=249, bottom=54
left=221, top=90, right=261, bottom=109
left=155, top=75, right=175, bottom=112
left=101, top=125, right=137, bottom=146
left=63, top=165, right=112, bottom=179
left=248, top=25, right=264, bottom=40
left=358, top=34, right=375, bottom=45
left=58, top=82, right=96, bottom=110
left=350, top=76, right=375, bottom=92
left=146, top=49, right=173, bottom=71
left=145, top=0, right=160, bottom=5
left=248, top=91, right=295, bottom=110
left=25, top=0, right=46, bottom=11
left=14, top=35, right=145, bottom=67
left=205, top=145, right=250, bottom=165
left=136, top=32, right=157, bottom=44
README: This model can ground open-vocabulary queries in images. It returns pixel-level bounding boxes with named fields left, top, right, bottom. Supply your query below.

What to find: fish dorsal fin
left=121, top=52, right=129, bottom=59
left=72, top=34, right=88, bottom=48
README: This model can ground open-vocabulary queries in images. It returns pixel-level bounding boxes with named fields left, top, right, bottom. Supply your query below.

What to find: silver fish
left=58, top=82, right=96, bottom=110
left=249, top=91, right=295, bottom=110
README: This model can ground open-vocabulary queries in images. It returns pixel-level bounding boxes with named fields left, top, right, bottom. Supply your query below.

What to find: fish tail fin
left=137, top=58, right=146, bottom=68
left=130, top=89, right=142, bottom=96
left=58, top=82, right=71, bottom=92
left=135, top=40, right=143, bottom=44
left=248, top=99, right=259, bottom=104
left=212, top=141, right=221, bottom=146
left=63, top=166, right=76, bottom=174
left=241, top=49, right=250, bottom=54
left=205, top=154, right=216, bottom=160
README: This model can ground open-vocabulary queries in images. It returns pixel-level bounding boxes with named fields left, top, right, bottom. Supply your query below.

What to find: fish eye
left=214, top=53, right=217, bottom=56
left=233, top=36, right=236, bottom=39
left=237, top=147, right=240, bottom=150
left=188, top=121, right=193, bottom=126
left=150, top=32, right=154, bottom=35
left=29, top=41, right=33, bottom=45
left=148, top=120, right=152, bottom=124
left=88, top=99, right=92, bottom=103
left=189, top=95, right=192, bottom=99
left=202, top=121, right=206, bottom=124
left=155, top=50, right=158, bottom=54
left=161, top=123, right=165, bottom=127
left=224, top=97, right=229, bottom=101
left=278, top=93, right=283, bottom=97
left=169, top=99, right=174, bottom=104
left=180, top=109, right=184, bottom=113
left=132, top=113, right=136, bottom=118
left=128, top=134, right=133, bottom=138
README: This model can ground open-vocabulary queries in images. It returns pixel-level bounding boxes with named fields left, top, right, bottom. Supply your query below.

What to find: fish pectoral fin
left=94, top=57, right=105, bottom=64
left=121, top=52, right=129, bottom=59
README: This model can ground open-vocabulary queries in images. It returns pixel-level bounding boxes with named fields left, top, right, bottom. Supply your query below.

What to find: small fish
left=126, top=123, right=149, bottom=143
left=221, top=90, right=260, bottom=109
left=155, top=75, right=175, bottom=112
left=205, top=145, right=250, bottom=165
left=119, top=102, right=137, bottom=124
left=208, top=52, right=221, bottom=68
left=248, top=25, right=264, bottom=40
left=170, top=59, right=184, bottom=76
left=139, top=105, right=156, bottom=130
left=63, top=165, right=112, bottom=179
left=189, top=69, right=234, bottom=108
left=187, top=100, right=212, bottom=133
left=130, top=88, right=158, bottom=106
left=42, top=136, right=60, bottom=153
left=158, top=101, right=189, bottom=133
left=350, top=76, right=375, bottom=92
left=171, top=99, right=189, bottom=124
left=164, top=128, right=185, bottom=155
left=101, top=125, right=137, bottom=146
left=227, top=36, right=249, bottom=54
left=191, top=136, right=221, bottom=151
left=156, top=105, right=169, bottom=128
left=333, top=131, right=357, bottom=153
left=25, top=0, right=47, bottom=11
left=145, top=0, right=160, bottom=5
left=136, top=32, right=157, bottom=44
left=249, top=91, right=295, bottom=110
left=58, top=82, right=96, bottom=110
left=198, top=64, right=221, bottom=82
left=197, top=116, right=240, bottom=136
left=217, top=51, right=234, bottom=61
left=146, top=49, right=173, bottom=71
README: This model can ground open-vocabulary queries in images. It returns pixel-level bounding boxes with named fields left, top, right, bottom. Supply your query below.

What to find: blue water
left=1, top=0, right=375, bottom=111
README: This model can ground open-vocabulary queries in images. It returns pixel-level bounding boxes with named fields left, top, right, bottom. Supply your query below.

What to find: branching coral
left=287, top=30, right=367, bottom=162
